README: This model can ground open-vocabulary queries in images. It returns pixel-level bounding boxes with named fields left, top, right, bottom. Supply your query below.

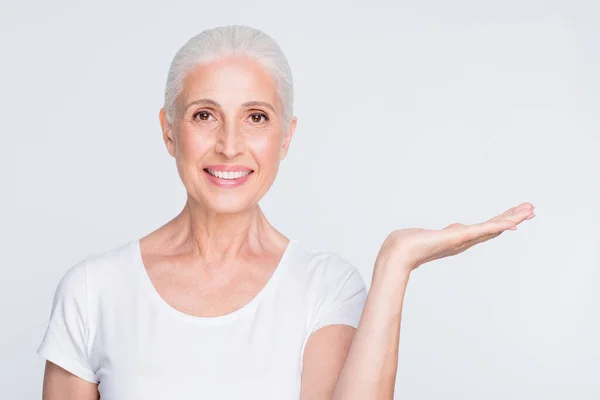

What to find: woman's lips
left=203, top=168, right=254, bottom=188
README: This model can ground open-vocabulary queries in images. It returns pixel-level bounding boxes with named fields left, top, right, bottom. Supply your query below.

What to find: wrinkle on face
left=168, top=55, right=293, bottom=214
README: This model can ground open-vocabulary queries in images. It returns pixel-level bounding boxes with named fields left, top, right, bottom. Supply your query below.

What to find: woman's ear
left=280, top=116, right=297, bottom=160
left=159, top=108, right=176, bottom=158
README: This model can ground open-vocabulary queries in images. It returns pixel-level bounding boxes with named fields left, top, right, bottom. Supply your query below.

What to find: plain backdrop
left=2, top=0, right=599, bottom=398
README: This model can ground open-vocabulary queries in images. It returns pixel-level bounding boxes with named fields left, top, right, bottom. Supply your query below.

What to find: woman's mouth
left=204, top=168, right=253, bottom=180
left=203, top=168, right=254, bottom=188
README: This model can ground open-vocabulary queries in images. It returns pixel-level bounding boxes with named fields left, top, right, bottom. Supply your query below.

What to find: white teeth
left=206, top=169, right=252, bottom=180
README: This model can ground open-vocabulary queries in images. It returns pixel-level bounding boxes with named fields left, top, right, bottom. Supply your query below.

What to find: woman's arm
left=42, top=361, right=99, bottom=400
left=331, top=253, right=410, bottom=399
left=331, top=202, right=535, bottom=399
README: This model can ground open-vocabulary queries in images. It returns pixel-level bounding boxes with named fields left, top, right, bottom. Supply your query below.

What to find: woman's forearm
left=332, top=203, right=535, bottom=399
left=332, top=255, right=411, bottom=400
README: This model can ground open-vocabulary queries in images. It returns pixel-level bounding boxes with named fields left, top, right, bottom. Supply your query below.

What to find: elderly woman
left=37, top=25, right=535, bottom=399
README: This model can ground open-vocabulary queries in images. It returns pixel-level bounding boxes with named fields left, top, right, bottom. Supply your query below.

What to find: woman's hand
left=375, top=202, right=536, bottom=277
left=336, top=202, right=535, bottom=400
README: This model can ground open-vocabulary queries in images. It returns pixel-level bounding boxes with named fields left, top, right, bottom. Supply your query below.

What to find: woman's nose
left=214, top=123, right=245, bottom=159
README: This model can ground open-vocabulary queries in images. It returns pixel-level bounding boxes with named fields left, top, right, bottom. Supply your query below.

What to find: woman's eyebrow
left=241, top=101, right=276, bottom=113
left=184, top=99, right=276, bottom=113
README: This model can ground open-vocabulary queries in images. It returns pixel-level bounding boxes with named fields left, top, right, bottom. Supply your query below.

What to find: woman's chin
left=203, top=197, right=256, bottom=215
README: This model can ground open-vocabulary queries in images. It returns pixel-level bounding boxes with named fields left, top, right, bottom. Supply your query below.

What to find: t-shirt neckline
left=131, top=238, right=296, bottom=325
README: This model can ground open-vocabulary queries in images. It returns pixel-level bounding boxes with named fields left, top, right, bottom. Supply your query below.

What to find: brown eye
left=193, top=111, right=212, bottom=121
left=249, top=113, right=269, bottom=124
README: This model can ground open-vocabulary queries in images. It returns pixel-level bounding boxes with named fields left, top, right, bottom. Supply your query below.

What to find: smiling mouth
left=203, top=168, right=254, bottom=180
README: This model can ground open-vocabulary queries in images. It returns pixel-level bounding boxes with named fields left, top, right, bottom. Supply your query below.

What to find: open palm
left=379, top=202, right=536, bottom=273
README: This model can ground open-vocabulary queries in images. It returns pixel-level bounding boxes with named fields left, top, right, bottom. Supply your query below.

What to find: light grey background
left=2, top=0, right=599, bottom=398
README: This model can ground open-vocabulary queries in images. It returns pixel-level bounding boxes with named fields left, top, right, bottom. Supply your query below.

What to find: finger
left=445, top=230, right=503, bottom=257
left=481, top=211, right=535, bottom=236
left=447, top=203, right=535, bottom=254
left=469, top=215, right=522, bottom=237
left=457, top=223, right=513, bottom=252
left=501, top=207, right=535, bottom=228
left=448, top=203, right=535, bottom=231
left=510, top=202, right=535, bottom=213
left=466, top=208, right=536, bottom=249
left=490, top=202, right=535, bottom=222
left=490, top=205, right=535, bottom=225
left=444, top=204, right=535, bottom=245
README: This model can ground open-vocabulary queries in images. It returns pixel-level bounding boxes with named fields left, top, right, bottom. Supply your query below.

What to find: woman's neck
left=165, top=199, right=279, bottom=263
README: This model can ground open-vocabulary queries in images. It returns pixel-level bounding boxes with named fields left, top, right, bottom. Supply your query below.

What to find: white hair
left=163, top=25, right=294, bottom=130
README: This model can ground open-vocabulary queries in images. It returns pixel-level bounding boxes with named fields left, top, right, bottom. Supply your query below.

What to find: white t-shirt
left=37, top=239, right=367, bottom=399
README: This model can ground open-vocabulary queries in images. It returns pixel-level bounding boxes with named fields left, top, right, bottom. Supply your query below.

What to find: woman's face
left=159, top=56, right=296, bottom=214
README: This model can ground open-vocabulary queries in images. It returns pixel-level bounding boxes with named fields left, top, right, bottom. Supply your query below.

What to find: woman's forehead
left=180, top=57, right=280, bottom=108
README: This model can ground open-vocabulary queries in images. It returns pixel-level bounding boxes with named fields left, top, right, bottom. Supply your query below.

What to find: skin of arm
left=330, top=255, right=411, bottom=400
left=301, top=202, right=535, bottom=399
left=300, top=256, right=410, bottom=400
left=300, top=325, right=358, bottom=399
left=42, top=361, right=99, bottom=400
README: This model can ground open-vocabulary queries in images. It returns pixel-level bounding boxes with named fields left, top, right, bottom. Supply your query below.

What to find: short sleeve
left=309, top=256, right=368, bottom=333
left=37, top=260, right=97, bottom=383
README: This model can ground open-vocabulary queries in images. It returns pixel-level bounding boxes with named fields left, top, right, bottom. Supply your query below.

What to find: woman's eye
left=249, top=113, right=269, bottom=124
left=193, top=111, right=213, bottom=121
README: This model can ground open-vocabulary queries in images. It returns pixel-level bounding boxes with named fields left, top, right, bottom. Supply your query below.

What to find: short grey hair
left=163, top=25, right=294, bottom=129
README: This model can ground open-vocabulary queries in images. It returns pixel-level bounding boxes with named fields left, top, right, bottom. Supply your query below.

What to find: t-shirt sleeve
left=37, top=260, right=97, bottom=383
left=309, top=255, right=368, bottom=333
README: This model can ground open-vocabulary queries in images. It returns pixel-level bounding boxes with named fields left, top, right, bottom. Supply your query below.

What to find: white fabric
left=37, top=239, right=367, bottom=399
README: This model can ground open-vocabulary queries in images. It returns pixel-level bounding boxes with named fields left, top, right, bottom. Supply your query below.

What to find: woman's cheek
left=178, top=129, right=210, bottom=160
left=250, top=133, right=282, bottom=163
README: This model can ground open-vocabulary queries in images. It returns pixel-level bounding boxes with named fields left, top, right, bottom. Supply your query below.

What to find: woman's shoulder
left=84, top=239, right=137, bottom=270
left=288, top=241, right=368, bottom=337
left=82, top=239, right=140, bottom=288
left=53, top=239, right=136, bottom=286
left=287, top=240, right=365, bottom=288
left=43, top=239, right=139, bottom=320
